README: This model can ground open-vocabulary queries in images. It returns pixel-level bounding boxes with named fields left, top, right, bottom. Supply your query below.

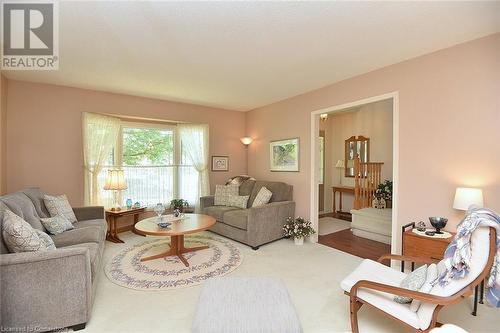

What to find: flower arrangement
left=283, top=217, right=316, bottom=239
left=375, top=180, right=393, bottom=200
left=170, top=199, right=189, bottom=212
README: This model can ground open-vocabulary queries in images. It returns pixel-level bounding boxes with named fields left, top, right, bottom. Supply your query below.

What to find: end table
left=105, top=206, right=146, bottom=243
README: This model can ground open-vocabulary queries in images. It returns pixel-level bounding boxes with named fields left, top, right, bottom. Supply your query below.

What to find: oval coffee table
left=134, top=214, right=216, bottom=267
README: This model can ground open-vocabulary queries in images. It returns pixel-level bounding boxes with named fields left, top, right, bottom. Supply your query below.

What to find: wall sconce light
left=320, top=114, right=328, bottom=122
left=240, top=137, right=253, bottom=146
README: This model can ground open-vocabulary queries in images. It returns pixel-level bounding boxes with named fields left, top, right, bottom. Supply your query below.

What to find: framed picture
left=270, top=138, right=299, bottom=172
left=211, top=156, right=229, bottom=171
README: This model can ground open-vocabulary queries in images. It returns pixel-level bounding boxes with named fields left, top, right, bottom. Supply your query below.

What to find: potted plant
left=170, top=199, right=189, bottom=213
left=375, top=180, right=393, bottom=208
left=283, top=217, right=316, bottom=245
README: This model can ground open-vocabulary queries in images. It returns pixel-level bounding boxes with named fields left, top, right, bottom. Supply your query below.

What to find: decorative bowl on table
left=157, top=221, right=171, bottom=228
left=429, top=217, right=448, bottom=234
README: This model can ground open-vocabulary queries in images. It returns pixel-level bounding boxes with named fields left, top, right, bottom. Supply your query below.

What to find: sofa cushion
left=35, top=229, right=56, bottom=250
left=74, top=219, right=107, bottom=241
left=40, top=215, right=75, bottom=235
left=223, top=210, right=248, bottom=230
left=251, top=187, right=272, bottom=207
left=63, top=242, right=100, bottom=280
left=204, top=206, right=240, bottom=221
left=22, top=187, right=50, bottom=218
left=50, top=226, right=104, bottom=247
left=214, top=185, right=239, bottom=206
left=239, top=180, right=256, bottom=197
left=2, top=210, right=44, bottom=253
left=248, top=181, right=292, bottom=207
left=0, top=202, right=12, bottom=254
left=44, top=194, right=77, bottom=223
left=227, top=195, right=250, bottom=209
left=0, top=192, right=45, bottom=231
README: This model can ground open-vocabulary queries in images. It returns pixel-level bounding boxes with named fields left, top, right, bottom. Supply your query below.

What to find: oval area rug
left=105, top=234, right=242, bottom=291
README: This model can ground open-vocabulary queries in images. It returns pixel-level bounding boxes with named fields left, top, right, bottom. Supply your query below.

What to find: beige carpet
left=105, top=234, right=242, bottom=291
left=318, top=217, right=351, bottom=235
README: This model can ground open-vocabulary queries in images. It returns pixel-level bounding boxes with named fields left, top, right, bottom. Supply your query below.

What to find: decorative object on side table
left=126, top=198, right=133, bottom=209
left=154, top=203, right=165, bottom=221
left=375, top=180, right=393, bottom=208
left=170, top=198, right=189, bottom=213
left=270, top=138, right=299, bottom=172
left=283, top=217, right=315, bottom=245
left=429, top=216, right=448, bottom=234
left=335, top=159, right=344, bottom=185
left=212, top=156, right=229, bottom=171
left=103, top=169, right=128, bottom=211
left=133, top=201, right=141, bottom=208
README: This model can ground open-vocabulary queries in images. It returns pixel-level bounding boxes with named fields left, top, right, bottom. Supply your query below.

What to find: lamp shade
left=335, top=159, right=344, bottom=168
left=453, top=187, right=483, bottom=211
left=104, top=169, right=127, bottom=190
left=240, top=137, right=253, bottom=145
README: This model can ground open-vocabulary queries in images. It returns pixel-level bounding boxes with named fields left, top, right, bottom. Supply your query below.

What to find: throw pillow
left=227, top=195, right=250, bottom=209
left=251, top=186, right=273, bottom=207
left=394, top=264, right=428, bottom=304
left=43, top=194, right=77, bottom=223
left=40, top=215, right=74, bottom=235
left=410, top=263, right=438, bottom=312
left=35, top=229, right=56, bottom=250
left=214, top=185, right=239, bottom=206
left=2, top=210, right=44, bottom=253
left=226, top=175, right=256, bottom=186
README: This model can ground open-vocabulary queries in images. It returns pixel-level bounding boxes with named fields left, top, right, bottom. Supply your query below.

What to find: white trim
left=309, top=92, right=400, bottom=259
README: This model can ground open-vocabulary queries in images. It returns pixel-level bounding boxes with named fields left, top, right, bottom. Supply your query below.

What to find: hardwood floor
left=318, top=229, right=391, bottom=263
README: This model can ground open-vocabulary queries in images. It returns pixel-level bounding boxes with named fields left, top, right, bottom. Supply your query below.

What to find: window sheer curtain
left=82, top=112, right=121, bottom=206
left=178, top=124, right=210, bottom=211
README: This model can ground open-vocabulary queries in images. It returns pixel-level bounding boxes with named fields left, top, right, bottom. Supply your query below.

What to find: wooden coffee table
left=133, top=214, right=216, bottom=267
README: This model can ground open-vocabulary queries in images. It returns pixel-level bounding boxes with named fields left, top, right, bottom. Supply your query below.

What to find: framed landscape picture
left=270, top=138, right=299, bottom=172
left=211, top=156, right=229, bottom=171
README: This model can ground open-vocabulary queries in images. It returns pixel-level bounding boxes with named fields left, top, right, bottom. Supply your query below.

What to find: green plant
left=170, top=199, right=189, bottom=210
left=283, top=217, right=316, bottom=239
left=375, top=180, right=393, bottom=200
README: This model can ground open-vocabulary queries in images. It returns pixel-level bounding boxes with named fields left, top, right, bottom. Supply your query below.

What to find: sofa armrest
left=0, top=248, right=92, bottom=329
left=73, top=206, right=105, bottom=221
left=200, top=196, right=215, bottom=211
left=247, top=201, right=296, bottom=247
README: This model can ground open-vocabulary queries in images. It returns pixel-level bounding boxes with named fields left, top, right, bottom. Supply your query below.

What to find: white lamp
left=104, top=169, right=128, bottom=211
left=240, top=137, right=253, bottom=146
left=453, top=187, right=483, bottom=211
left=335, top=159, right=344, bottom=185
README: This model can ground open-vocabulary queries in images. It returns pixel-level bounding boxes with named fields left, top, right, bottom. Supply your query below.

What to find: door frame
left=309, top=92, right=399, bottom=255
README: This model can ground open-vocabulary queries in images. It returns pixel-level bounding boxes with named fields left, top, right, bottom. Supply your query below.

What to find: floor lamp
left=335, top=160, right=344, bottom=185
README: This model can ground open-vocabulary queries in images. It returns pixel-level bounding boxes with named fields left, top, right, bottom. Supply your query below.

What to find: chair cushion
left=340, top=259, right=420, bottom=329
left=0, top=192, right=45, bottom=231
left=394, top=264, right=427, bottom=304
left=223, top=210, right=248, bottom=230
left=50, top=226, right=103, bottom=247
left=203, top=206, right=240, bottom=221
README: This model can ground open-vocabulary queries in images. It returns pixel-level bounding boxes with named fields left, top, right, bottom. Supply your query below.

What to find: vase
left=294, top=237, right=304, bottom=245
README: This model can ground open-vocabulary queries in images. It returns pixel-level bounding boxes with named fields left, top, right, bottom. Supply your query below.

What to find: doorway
left=310, top=92, right=399, bottom=259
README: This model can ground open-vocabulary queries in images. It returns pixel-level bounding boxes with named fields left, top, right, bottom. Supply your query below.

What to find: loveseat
left=200, top=180, right=295, bottom=249
left=0, top=188, right=106, bottom=332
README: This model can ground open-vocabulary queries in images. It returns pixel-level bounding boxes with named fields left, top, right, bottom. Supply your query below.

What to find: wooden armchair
left=341, top=227, right=496, bottom=332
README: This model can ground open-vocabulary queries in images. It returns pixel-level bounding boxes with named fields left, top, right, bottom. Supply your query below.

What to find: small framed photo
left=211, top=156, right=229, bottom=171
left=270, top=138, right=300, bottom=172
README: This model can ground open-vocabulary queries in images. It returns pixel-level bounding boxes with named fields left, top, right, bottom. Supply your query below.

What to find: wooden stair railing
left=353, top=158, right=384, bottom=209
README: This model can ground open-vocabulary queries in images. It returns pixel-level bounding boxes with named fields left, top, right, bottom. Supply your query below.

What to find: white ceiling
left=3, top=1, right=500, bottom=111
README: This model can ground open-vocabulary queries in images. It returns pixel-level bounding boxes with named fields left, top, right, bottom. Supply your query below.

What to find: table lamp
left=335, top=160, right=344, bottom=185
left=104, top=169, right=128, bottom=211
left=453, top=187, right=483, bottom=212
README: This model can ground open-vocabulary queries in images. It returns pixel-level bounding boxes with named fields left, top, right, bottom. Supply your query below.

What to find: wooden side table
left=402, top=223, right=482, bottom=316
left=332, top=185, right=354, bottom=215
left=105, top=207, right=146, bottom=243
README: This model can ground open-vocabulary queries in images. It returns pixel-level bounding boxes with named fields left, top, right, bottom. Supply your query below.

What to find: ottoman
left=192, top=277, right=303, bottom=333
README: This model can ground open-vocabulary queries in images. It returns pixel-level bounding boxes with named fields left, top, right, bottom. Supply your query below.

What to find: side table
left=105, top=207, right=146, bottom=243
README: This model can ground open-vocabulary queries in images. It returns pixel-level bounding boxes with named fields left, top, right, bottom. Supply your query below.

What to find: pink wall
left=247, top=34, right=500, bottom=248
left=0, top=75, right=7, bottom=194
left=6, top=80, right=247, bottom=205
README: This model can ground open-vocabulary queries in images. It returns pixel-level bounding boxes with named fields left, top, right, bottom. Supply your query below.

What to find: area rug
left=105, top=234, right=242, bottom=291
left=318, top=217, right=351, bottom=235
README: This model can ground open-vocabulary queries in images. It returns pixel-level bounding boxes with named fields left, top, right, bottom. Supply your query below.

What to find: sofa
left=0, top=188, right=106, bottom=332
left=200, top=180, right=295, bottom=249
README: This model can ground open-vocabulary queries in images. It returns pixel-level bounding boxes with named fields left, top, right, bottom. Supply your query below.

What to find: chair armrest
left=247, top=201, right=296, bottom=246
left=0, top=248, right=92, bottom=328
left=73, top=206, right=104, bottom=221
left=377, top=254, right=440, bottom=265
left=350, top=279, right=465, bottom=306
left=200, top=196, right=215, bottom=211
